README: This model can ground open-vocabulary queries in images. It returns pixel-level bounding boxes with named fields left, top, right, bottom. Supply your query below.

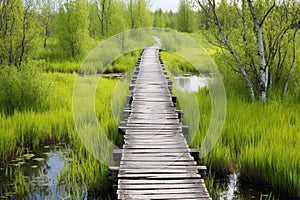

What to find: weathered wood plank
left=118, top=193, right=211, bottom=200
left=117, top=183, right=206, bottom=190
left=116, top=45, right=210, bottom=200
left=117, top=188, right=209, bottom=195
left=120, top=161, right=197, bottom=166
left=118, top=173, right=201, bottom=179
left=118, top=179, right=204, bottom=185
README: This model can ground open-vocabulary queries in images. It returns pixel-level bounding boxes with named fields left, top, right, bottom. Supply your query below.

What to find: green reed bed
left=0, top=72, right=75, bottom=162
left=174, top=82, right=300, bottom=196
left=160, top=36, right=300, bottom=197
left=0, top=48, right=140, bottom=162
left=0, top=72, right=129, bottom=197
left=58, top=75, right=129, bottom=198
left=160, top=51, right=198, bottom=74
left=185, top=89, right=300, bottom=197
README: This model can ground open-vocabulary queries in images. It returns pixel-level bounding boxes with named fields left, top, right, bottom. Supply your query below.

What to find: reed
left=161, top=33, right=300, bottom=196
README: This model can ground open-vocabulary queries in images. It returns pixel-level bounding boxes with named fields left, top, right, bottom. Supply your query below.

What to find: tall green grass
left=42, top=50, right=141, bottom=74
left=161, top=33, right=300, bottom=197
left=192, top=92, right=300, bottom=196
left=0, top=72, right=129, bottom=197
left=160, top=51, right=198, bottom=74
left=0, top=73, right=75, bottom=162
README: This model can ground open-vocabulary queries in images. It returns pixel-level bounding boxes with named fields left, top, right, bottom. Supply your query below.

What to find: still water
left=213, top=173, right=292, bottom=200
left=0, top=144, right=89, bottom=199
left=175, top=75, right=210, bottom=92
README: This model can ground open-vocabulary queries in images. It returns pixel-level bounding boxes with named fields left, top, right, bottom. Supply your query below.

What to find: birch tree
left=194, top=0, right=300, bottom=100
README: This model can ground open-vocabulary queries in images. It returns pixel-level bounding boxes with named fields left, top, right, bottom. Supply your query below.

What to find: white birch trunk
left=283, top=29, right=299, bottom=97
left=248, top=0, right=269, bottom=101
left=210, top=1, right=256, bottom=100
left=257, top=28, right=268, bottom=100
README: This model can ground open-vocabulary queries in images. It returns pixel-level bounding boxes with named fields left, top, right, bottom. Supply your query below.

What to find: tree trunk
left=195, top=0, right=255, bottom=100
left=257, top=28, right=268, bottom=100
left=248, top=0, right=272, bottom=101
left=269, top=69, right=272, bottom=89
left=211, top=2, right=256, bottom=100
left=283, top=28, right=299, bottom=97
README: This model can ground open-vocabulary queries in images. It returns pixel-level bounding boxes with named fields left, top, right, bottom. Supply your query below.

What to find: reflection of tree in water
left=176, top=77, right=191, bottom=91
left=175, top=76, right=210, bottom=92
left=0, top=147, right=71, bottom=199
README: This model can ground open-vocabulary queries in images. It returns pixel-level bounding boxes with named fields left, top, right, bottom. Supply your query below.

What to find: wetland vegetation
left=0, top=0, right=299, bottom=199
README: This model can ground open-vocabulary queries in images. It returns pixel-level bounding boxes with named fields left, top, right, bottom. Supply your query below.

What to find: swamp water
left=0, top=144, right=109, bottom=199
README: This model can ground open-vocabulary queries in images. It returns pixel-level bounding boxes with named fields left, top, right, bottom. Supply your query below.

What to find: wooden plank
left=120, top=161, right=197, bottom=166
left=117, top=188, right=208, bottom=195
left=118, top=173, right=201, bottom=179
left=118, top=165, right=205, bottom=170
left=117, top=183, right=206, bottom=190
left=118, top=169, right=199, bottom=174
left=120, top=149, right=190, bottom=153
left=116, top=45, right=210, bottom=200
left=118, top=179, right=204, bottom=185
left=120, top=157, right=194, bottom=162
left=118, top=193, right=210, bottom=200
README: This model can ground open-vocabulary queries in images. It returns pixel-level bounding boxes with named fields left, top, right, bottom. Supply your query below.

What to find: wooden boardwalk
left=116, top=44, right=211, bottom=199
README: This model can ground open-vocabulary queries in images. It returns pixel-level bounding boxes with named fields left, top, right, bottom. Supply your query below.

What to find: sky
left=150, top=0, right=180, bottom=12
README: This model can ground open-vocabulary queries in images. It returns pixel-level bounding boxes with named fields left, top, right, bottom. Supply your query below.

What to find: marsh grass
left=13, top=168, right=30, bottom=196
left=173, top=75, right=300, bottom=197
left=43, top=50, right=141, bottom=75
left=161, top=34, right=300, bottom=197
left=0, top=72, right=129, bottom=198
left=160, top=51, right=198, bottom=74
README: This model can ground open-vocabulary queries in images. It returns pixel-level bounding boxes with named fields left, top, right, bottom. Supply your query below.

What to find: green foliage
left=105, top=50, right=141, bottom=73
left=13, top=169, right=29, bottom=196
left=88, top=2, right=101, bottom=39
left=162, top=42, right=300, bottom=196
left=194, top=0, right=300, bottom=99
left=43, top=61, right=81, bottom=73
left=108, top=0, right=129, bottom=36
left=55, top=0, right=91, bottom=59
left=127, top=0, right=153, bottom=29
left=153, top=9, right=165, bottom=28
left=205, top=96, right=300, bottom=196
left=0, top=0, right=41, bottom=66
left=160, top=51, right=198, bottom=74
left=39, top=0, right=54, bottom=49
left=176, top=0, right=196, bottom=33
left=164, top=10, right=176, bottom=29
left=59, top=75, right=129, bottom=195
left=0, top=62, right=50, bottom=114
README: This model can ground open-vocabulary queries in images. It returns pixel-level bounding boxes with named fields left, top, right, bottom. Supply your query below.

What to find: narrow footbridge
left=112, top=44, right=211, bottom=199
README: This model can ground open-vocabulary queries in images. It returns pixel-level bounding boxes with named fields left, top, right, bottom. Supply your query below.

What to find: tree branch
left=260, top=1, right=276, bottom=27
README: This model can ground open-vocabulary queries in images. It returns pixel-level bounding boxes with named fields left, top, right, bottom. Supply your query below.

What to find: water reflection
left=215, top=173, right=283, bottom=200
left=0, top=145, right=76, bottom=199
left=219, top=173, right=239, bottom=200
left=175, top=76, right=210, bottom=92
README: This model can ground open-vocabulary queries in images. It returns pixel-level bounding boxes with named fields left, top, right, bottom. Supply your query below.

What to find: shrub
left=0, top=62, right=50, bottom=114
